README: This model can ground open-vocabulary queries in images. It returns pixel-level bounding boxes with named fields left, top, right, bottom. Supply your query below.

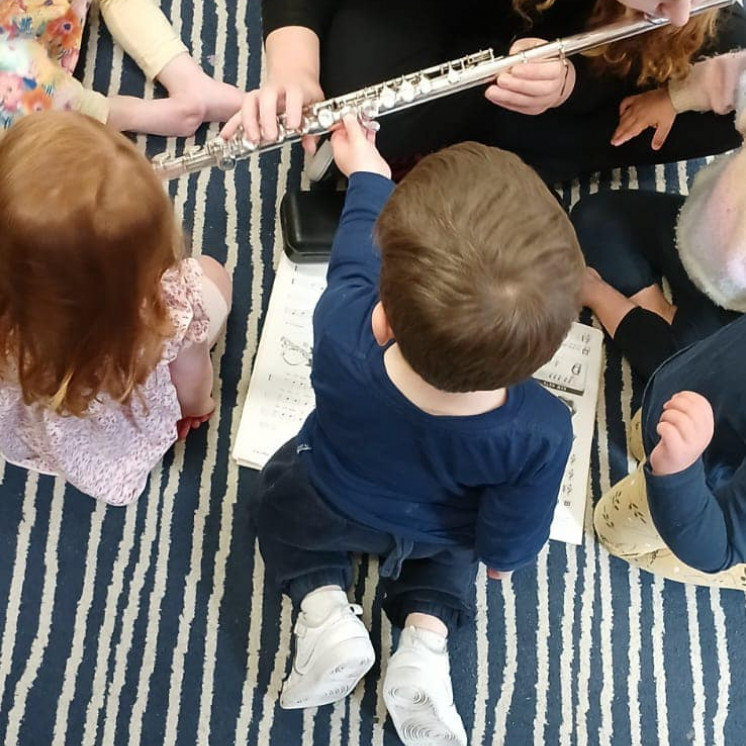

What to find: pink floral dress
left=0, top=259, right=209, bottom=506
left=0, top=0, right=92, bottom=127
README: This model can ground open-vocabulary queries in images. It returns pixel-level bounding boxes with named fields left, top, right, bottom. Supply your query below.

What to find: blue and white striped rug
left=1, top=2, right=745, bottom=744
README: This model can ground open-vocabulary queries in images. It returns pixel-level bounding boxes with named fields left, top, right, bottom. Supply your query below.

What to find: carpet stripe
left=0, top=473, right=39, bottom=718
left=472, top=566, right=489, bottom=746
left=4, top=480, right=64, bottom=745
left=711, top=588, right=730, bottom=746
left=492, top=581, right=517, bottom=745
left=51, top=501, right=106, bottom=746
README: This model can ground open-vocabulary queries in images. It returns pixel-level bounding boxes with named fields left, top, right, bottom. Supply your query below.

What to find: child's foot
left=280, top=598, right=375, bottom=709
left=383, top=627, right=467, bottom=746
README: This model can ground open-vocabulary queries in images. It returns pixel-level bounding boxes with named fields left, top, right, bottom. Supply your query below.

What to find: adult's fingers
left=283, top=84, right=305, bottom=131
left=258, top=84, right=281, bottom=141
left=485, top=85, right=551, bottom=114
left=504, top=60, right=565, bottom=81
left=239, top=91, right=262, bottom=143
left=220, top=109, right=244, bottom=140
left=494, top=72, right=559, bottom=98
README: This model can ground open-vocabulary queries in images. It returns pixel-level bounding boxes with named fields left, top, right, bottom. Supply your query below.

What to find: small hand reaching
left=611, top=88, right=677, bottom=150
left=330, top=115, right=391, bottom=178
left=485, top=37, right=576, bottom=116
left=649, top=391, right=714, bottom=476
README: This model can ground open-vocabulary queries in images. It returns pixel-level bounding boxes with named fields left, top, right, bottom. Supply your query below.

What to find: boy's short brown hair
left=375, top=142, right=584, bottom=393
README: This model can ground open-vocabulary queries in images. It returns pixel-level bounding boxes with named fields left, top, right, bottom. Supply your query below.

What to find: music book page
left=233, top=254, right=604, bottom=545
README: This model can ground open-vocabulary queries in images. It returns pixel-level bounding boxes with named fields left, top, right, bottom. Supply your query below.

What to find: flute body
left=152, top=0, right=735, bottom=180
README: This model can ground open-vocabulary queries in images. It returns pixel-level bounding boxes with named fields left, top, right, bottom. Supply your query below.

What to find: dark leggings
left=319, top=0, right=746, bottom=182
left=571, top=190, right=740, bottom=379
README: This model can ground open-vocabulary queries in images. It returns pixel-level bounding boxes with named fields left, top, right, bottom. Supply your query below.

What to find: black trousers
left=570, top=190, right=740, bottom=379
left=319, top=0, right=746, bottom=182
left=251, top=439, right=480, bottom=632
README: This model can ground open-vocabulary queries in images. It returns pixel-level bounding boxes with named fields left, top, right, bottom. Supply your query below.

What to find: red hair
left=0, top=111, right=182, bottom=416
left=512, top=0, right=719, bottom=85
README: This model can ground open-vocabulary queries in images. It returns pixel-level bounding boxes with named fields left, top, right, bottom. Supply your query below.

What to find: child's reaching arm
left=612, top=50, right=746, bottom=150
left=476, top=429, right=572, bottom=576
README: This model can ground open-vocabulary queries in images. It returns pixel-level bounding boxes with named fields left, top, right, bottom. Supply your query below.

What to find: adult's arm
left=262, top=0, right=342, bottom=40
left=646, top=458, right=746, bottom=572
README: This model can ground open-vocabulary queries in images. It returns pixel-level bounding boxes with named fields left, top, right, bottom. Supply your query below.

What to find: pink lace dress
left=0, top=258, right=209, bottom=506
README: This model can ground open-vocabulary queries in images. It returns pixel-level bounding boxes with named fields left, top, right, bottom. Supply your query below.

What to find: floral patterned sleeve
left=159, top=258, right=210, bottom=363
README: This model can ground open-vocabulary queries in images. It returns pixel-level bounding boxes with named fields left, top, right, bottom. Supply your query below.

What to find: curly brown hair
left=0, top=112, right=182, bottom=416
left=511, top=0, right=718, bottom=85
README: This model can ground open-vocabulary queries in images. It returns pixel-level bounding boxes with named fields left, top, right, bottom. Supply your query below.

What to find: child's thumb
left=342, top=113, right=365, bottom=142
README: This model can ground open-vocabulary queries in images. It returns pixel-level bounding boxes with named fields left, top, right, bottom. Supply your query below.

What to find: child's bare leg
left=629, top=284, right=677, bottom=325
left=582, top=267, right=639, bottom=338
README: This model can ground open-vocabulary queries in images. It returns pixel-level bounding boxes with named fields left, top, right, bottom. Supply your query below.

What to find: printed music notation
left=533, top=323, right=603, bottom=544
left=233, top=256, right=327, bottom=467
left=233, top=255, right=603, bottom=545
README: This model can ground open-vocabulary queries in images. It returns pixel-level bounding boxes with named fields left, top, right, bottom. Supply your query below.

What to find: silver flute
left=152, top=0, right=735, bottom=180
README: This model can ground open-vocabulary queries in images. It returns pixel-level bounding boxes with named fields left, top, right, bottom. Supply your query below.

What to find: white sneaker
left=280, top=603, right=375, bottom=709
left=383, top=627, right=467, bottom=746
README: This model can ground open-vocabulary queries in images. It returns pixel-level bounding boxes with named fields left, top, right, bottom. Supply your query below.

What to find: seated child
left=0, top=0, right=243, bottom=135
left=595, top=315, right=746, bottom=589
left=250, top=116, right=584, bottom=745
left=571, top=57, right=746, bottom=380
left=0, top=111, right=232, bottom=505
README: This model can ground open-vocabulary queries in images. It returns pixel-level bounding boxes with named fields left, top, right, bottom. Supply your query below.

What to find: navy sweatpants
left=250, top=439, right=480, bottom=632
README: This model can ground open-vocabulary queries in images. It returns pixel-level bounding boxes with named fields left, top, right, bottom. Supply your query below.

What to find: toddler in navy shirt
left=251, top=116, right=584, bottom=746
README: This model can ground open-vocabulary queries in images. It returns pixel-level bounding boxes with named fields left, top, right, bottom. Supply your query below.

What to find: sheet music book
left=234, top=254, right=603, bottom=545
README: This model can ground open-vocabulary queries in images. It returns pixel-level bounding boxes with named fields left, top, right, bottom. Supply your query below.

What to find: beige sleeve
left=73, top=87, right=111, bottom=122
left=668, top=50, right=746, bottom=115
left=97, top=0, right=189, bottom=80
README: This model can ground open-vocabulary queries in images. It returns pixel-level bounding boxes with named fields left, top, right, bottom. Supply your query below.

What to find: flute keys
left=447, top=67, right=460, bottom=85
left=417, top=76, right=432, bottom=95
left=360, top=100, right=380, bottom=119
left=398, top=80, right=416, bottom=103
left=379, top=86, right=396, bottom=109
left=317, top=108, right=336, bottom=129
left=217, top=156, right=236, bottom=171
left=151, top=152, right=170, bottom=165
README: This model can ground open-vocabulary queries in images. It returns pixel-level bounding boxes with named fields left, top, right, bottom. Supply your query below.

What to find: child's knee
left=197, top=255, right=232, bottom=308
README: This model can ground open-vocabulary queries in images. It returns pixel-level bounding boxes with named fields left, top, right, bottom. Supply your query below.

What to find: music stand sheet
left=233, top=255, right=603, bottom=545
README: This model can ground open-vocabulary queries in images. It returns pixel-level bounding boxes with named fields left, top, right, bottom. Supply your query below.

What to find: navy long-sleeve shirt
left=642, top=316, right=746, bottom=573
left=296, top=172, right=573, bottom=572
